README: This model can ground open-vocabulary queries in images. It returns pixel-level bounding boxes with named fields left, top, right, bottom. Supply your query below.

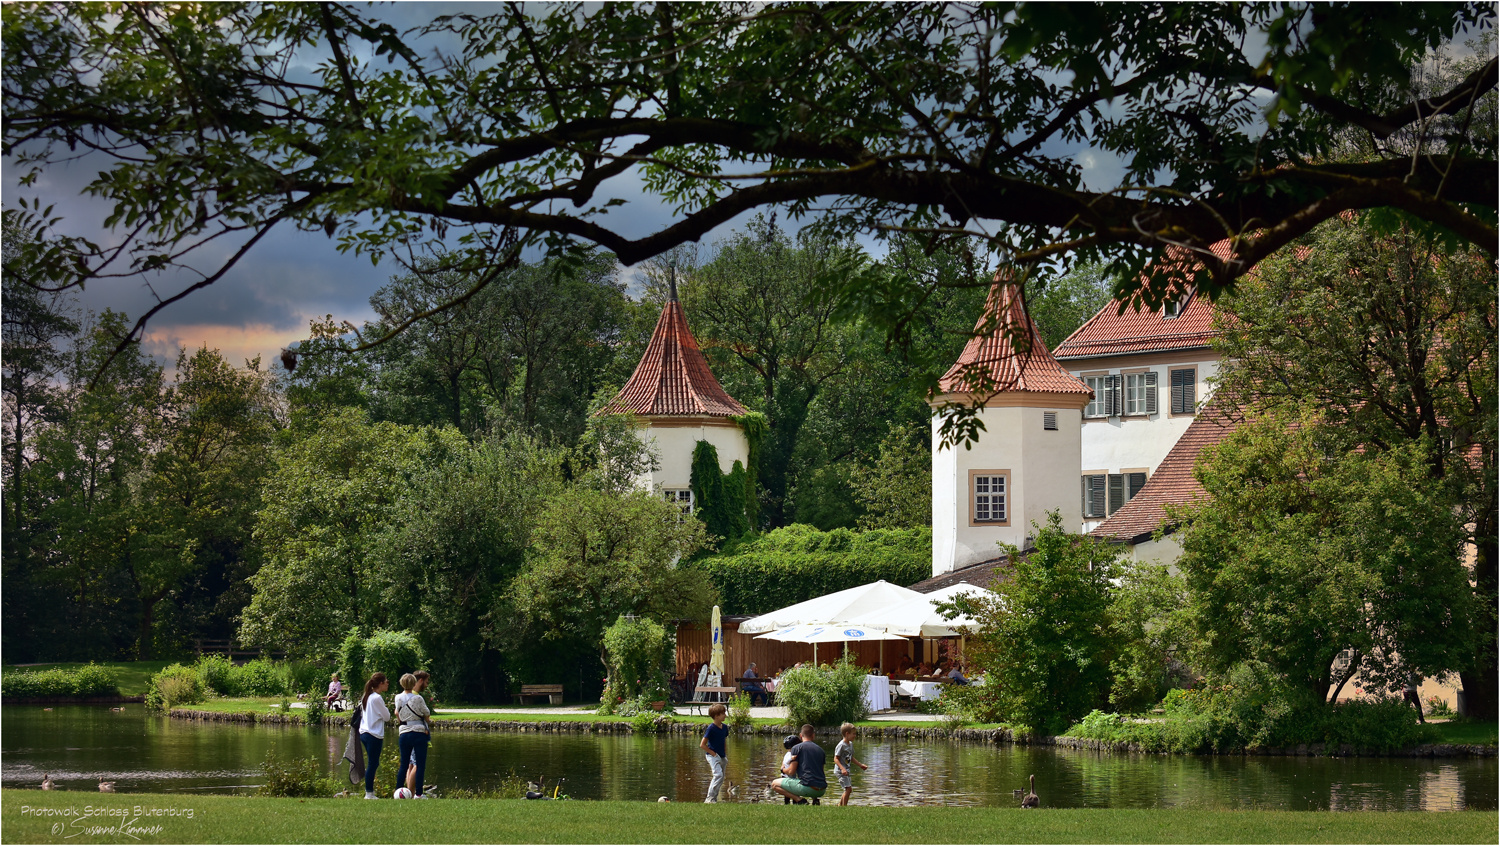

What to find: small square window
left=972, top=473, right=1007, bottom=523
left=1043, top=411, right=1058, bottom=431
left=1163, top=299, right=1181, bottom=318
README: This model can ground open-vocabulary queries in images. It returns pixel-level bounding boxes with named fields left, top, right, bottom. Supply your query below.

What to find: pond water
left=3, top=707, right=1495, bottom=811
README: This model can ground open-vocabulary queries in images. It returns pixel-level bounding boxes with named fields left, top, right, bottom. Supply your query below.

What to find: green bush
left=728, top=692, right=753, bottom=729
left=195, top=655, right=238, bottom=696
left=686, top=525, right=931, bottom=614
left=233, top=659, right=287, bottom=696
left=1068, top=663, right=1435, bottom=753
left=304, top=695, right=327, bottom=725
left=279, top=660, right=324, bottom=694
left=599, top=616, right=673, bottom=715
left=257, top=745, right=335, bottom=797
left=1, top=664, right=121, bottom=698
left=145, top=664, right=205, bottom=710
left=337, top=627, right=366, bottom=690
left=360, top=629, right=427, bottom=690
left=774, top=659, right=871, bottom=727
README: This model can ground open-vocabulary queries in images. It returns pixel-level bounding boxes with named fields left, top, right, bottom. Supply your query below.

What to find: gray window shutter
left=1082, top=475, right=1106, bottom=517
left=1107, top=473, right=1125, bottom=515
left=1170, top=369, right=1190, bottom=414
left=1107, top=375, right=1122, bottom=416
left=1182, top=370, right=1195, bottom=413
left=1127, top=472, right=1147, bottom=501
left=1144, top=371, right=1158, bottom=415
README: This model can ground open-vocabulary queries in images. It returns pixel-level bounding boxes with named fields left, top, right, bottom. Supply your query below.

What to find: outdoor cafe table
left=894, top=679, right=944, bottom=702
left=862, top=674, right=893, bottom=712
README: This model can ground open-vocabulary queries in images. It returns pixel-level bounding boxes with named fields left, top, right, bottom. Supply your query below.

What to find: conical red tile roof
left=938, top=278, right=1092, bottom=397
left=602, top=292, right=747, bottom=418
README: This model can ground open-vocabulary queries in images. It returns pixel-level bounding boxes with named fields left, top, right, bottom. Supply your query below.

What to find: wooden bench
left=512, top=684, right=564, bottom=705
left=682, top=686, right=738, bottom=714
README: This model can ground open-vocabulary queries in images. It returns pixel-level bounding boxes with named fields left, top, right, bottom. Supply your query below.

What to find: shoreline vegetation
left=3, top=792, right=1497, bottom=845
left=155, top=700, right=1497, bottom=759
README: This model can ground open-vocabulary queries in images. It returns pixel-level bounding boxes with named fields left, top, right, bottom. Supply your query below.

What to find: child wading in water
left=699, top=702, right=729, bottom=802
left=834, top=722, right=868, bottom=806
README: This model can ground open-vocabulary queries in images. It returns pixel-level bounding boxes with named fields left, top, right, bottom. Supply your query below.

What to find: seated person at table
left=916, top=661, right=933, bottom=676
left=741, top=662, right=768, bottom=706
left=896, top=655, right=915, bottom=676
left=944, top=661, right=969, bottom=685
left=771, top=724, right=828, bottom=804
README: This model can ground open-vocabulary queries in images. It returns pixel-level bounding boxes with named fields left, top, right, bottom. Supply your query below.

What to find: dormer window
left=1163, top=298, right=1182, bottom=318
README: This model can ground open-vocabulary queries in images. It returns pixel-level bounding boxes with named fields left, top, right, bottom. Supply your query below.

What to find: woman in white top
left=358, top=673, right=391, bottom=799
left=394, top=673, right=433, bottom=798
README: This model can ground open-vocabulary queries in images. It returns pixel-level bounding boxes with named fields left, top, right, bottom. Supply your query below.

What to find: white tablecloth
left=861, top=675, right=892, bottom=712
left=894, top=680, right=944, bottom=702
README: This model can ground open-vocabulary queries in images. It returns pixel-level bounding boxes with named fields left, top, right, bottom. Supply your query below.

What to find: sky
left=2, top=3, right=1153, bottom=373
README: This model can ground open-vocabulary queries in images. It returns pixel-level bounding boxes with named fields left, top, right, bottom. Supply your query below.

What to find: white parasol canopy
left=852, top=582, right=998, bottom=637
left=754, top=624, right=909, bottom=644
left=737, top=580, right=926, bottom=634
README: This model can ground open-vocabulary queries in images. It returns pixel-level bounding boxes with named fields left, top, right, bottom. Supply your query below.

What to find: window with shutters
left=1163, top=298, right=1181, bottom=318
left=1043, top=411, right=1058, bottom=430
left=1169, top=367, right=1197, bottom=415
left=1081, top=474, right=1107, bottom=517
left=969, top=470, right=1009, bottom=525
left=1123, top=371, right=1158, bottom=416
left=1083, top=374, right=1122, bottom=418
left=1083, top=471, right=1148, bottom=518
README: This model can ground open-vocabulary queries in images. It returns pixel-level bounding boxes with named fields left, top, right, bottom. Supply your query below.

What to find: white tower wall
left=635, top=418, right=749, bottom=492
left=931, top=400, right=1084, bottom=575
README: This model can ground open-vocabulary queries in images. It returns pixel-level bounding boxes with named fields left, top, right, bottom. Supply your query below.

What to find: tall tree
left=7, top=3, right=1492, bottom=377
left=1175, top=416, right=1477, bottom=705
left=682, top=217, right=861, bottom=524
left=239, top=409, right=469, bottom=657
left=1214, top=217, right=1497, bottom=719
left=129, top=347, right=279, bottom=656
left=1, top=213, right=79, bottom=611
left=508, top=487, right=713, bottom=669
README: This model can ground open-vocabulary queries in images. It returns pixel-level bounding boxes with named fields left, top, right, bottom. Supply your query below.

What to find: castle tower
left=600, top=271, right=749, bottom=505
left=929, top=276, right=1092, bottom=575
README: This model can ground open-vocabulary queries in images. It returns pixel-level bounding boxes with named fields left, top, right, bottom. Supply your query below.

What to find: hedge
left=686, top=524, right=931, bottom=614
left=1, top=663, right=120, bottom=698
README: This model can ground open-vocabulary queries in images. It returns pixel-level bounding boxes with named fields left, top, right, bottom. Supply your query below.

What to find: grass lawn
left=5, top=791, right=1494, bottom=844
left=2, top=660, right=172, bottom=697
left=1429, top=719, right=1499, bottom=746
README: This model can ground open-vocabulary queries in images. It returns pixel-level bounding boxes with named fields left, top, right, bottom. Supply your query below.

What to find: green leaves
left=966, top=512, right=1125, bottom=734
left=1176, top=416, right=1476, bottom=701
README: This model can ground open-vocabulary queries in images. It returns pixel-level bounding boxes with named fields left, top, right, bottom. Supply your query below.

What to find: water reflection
left=2, top=707, right=1493, bottom=811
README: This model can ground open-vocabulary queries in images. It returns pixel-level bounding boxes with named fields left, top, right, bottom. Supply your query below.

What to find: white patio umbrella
left=737, top=580, right=926, bottom=634
left=855, top=583, right=998, bottom=637
left=754, top=624, right=906, bottom=664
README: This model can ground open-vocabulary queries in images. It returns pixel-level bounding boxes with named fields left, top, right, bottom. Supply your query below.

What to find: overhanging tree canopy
left=3, top=2, right=1495, bottom=357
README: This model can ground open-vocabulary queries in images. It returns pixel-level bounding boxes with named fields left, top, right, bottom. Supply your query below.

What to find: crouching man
left=770, top=724, right=828, bottom=805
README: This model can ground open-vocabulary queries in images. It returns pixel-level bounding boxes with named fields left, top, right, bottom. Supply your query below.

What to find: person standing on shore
left=699, top=702, right=729, bottom=803
left=395, top=673, right=433, bottom=798
left=359, top=673, right=391, bottom=799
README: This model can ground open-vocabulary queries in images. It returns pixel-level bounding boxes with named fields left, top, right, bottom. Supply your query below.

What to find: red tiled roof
left=1052, top=240, right=1235, bottom=360
left=601, top=295, right=747, bottom=417
left=938, top=280, right=1092, bottom=396
left=1090, top=400, right=1240, bottom=543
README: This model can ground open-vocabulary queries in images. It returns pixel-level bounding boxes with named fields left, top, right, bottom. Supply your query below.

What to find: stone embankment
left=166, top=709, right=1494, bottom=758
